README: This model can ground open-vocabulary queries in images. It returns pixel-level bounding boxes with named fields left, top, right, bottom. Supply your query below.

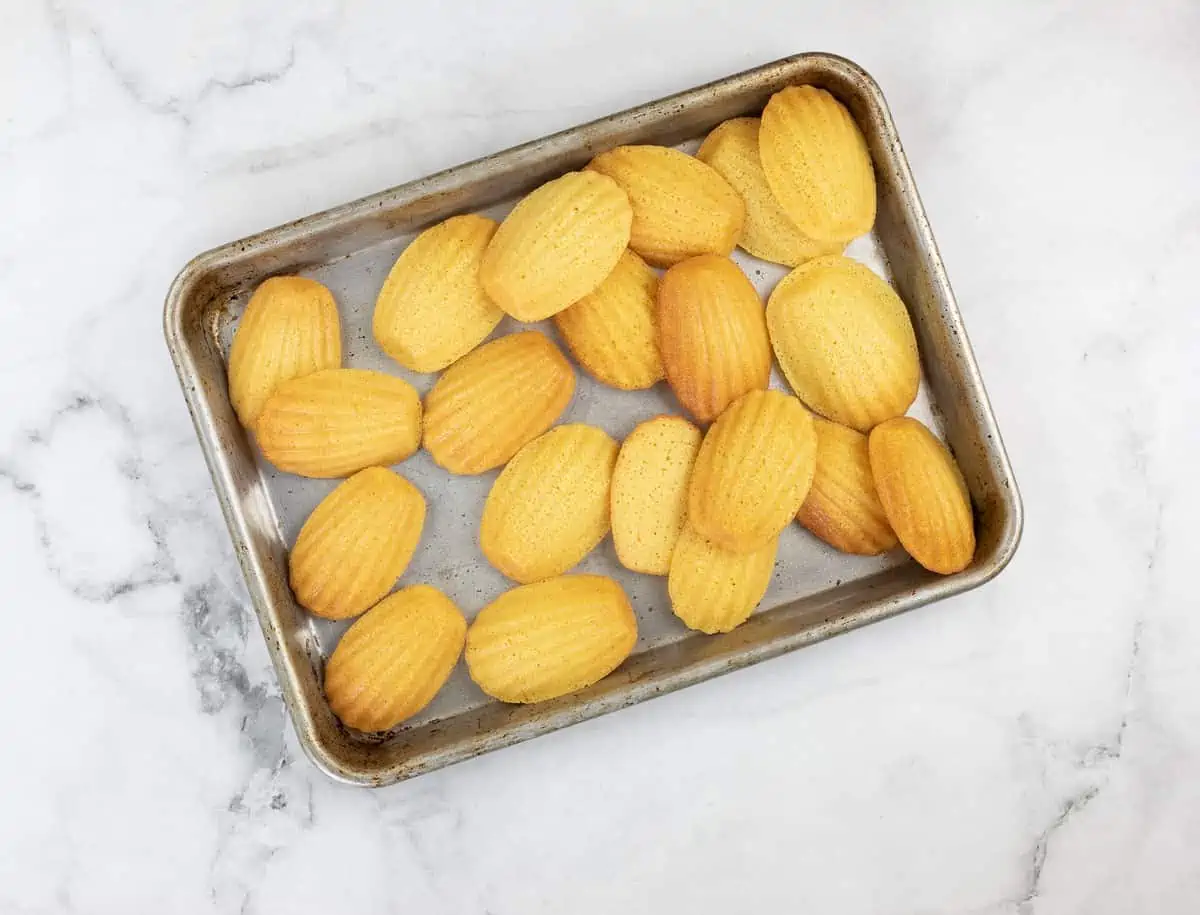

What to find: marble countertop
left=3, top=1, right=1198, bottom=912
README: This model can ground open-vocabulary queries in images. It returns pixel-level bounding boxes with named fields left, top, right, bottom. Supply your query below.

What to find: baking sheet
left=168, top=53, right=1022, bottom=784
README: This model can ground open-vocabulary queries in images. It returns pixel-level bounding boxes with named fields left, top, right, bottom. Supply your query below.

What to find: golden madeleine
left=798, top=418, right=898, bottom=555
left=422, top=331, right=575, bottom=475
left=767, top=255, right=919, bottom=432
left=256, top=368, right=421, bottom=478
left=610, top=415, right=702, bottom=575
left=759, top=85, right=876, bottom=243
left=480, top=170, right=632, bottom=321
left=657, top=254, right=771, bottom=423
left=228, top=276, right=341, bottom=428
left=553, top=249, right=664, bottom=391
left=697, top=117, right=845, bottom=267
left=325, top=585, right=466, bottom=731
left=587, top=145, right=744, bottom=267
left=869, top=417, right=975, bottom=574
left=480, top=424, right=618, bottom=583
left=688, top=390, right=817, bottom=553
left=289, top=467, right=426, bottom=620
left=668, top=525, right=777, bottom=634
left=465, top=575, right=637, bottom=704
left=372, top=214, right=503, bottom=372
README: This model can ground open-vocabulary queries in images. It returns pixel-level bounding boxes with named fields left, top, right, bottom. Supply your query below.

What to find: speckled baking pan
left=164, top=53, right=1022, bottom=787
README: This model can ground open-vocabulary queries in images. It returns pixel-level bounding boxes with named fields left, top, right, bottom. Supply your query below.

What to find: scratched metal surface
left=164, top=53, right=1023, bottom=786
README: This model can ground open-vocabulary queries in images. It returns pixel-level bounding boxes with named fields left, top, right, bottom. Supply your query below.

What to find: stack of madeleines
left=227, top=85, right=976, bottom=733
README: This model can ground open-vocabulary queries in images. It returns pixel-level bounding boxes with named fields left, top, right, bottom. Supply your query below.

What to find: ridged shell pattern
left=228, top=276, right=342, bottom=428
left=289, top=467, right=426, bottom=620
left=422, top=331, right=575, bottom=475
left=759, top=85, right=877, bottom=244
left=668, top=524, right=778, bottom=634
left=465, top=575, right=638, bottom=704
left=324, top=585, right=466, bottom=731
left=688, top=390, right=817, bottom=553
left=868, top=417, right=975, bottom=575
left=587, top=145, right=745, bottom=267
left=480, top=424, right=619, bottom=583
left=479, top=170, right=633, bottom=321
left=372, top=214, right=504, bottom=372
left=766, top=254, right=919, bottom=432
left=696, top=117, right=845, bottom=267
left=797, top=418, right=898, bottom=555
left=552, top=249, right=665, bottom=391
left=610, top=415, right=703, bottom=575
left=255, top=368, right=422, bottom=478
left=657, top=254, right=771, bottom=423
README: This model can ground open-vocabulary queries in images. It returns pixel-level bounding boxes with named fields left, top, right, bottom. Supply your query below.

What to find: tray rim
left=164, top=52, right=1024, bottom=786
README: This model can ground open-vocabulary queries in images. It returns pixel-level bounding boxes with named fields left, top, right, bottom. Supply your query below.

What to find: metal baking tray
left=164, top=53, right=1022, bottom=786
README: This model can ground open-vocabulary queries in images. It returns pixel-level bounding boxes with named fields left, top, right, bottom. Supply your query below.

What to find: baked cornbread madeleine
left=668, top=524, right=777, bottom=634
left=797, top=417, right=898, bottom=555
left=289, top=467, right=426, bottom=620
left=759, top=84, right=877, bottom=244
left=766, top=254, right=919, bottom=432
left=465, top=575, right=637, bottom=704
left=868, top=417, right=976, bottom=575
left=688, top=389, right=817, bottom=553
left=697, top=117, right=845, bottom=267
left=324, top=585, right=466, bottom=731
left=372, top=214, right=503, bottom=372
left=255, top=368, right=422, bottom=478
left=610, top=415, right=702, bottom=575
left=553, top=249, right=664, bottom=391
left=657, top=254, right=771, bottom=423
left=587, top=145, right=745, bottom=267
left=422, top=331, right=575, bottom=475
left=480, top=170, right=632, bottom=321
left=480, top=424, right=619, bottom=583
left=228, top=275, right=342, bottom=428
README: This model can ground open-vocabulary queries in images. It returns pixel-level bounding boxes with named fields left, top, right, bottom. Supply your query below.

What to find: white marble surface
left=2, top=1, right=1198, bottom=912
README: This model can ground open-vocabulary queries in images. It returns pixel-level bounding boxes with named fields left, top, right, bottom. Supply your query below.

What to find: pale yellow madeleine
left=688, top=390, right=817, bottom=553
left=422, top=331, right=575, bottom=475
left=697, top=117, right=845, bottom=267
left=868, top=417, right=975, bottom=575
left=480, top=170, right=632, bottom=321
left=798, top=418, right=898, bottom=555
left=587, top=145, right=745, bottom=267
left=610, top=415, right=702, bottom=575
left=759, top=85, right=877, bottom=243
left=228, top=276, right=341, bottom=428
left=669, top=524, right=777, bottom=634
left=465, top=575, right=637, bottom=704
left=255, top=368, right=421, bottom=478
left=657, top=254, right=771, bottom=423
left=480, top=424, right=618, bottom=584
left=372, top=214, right=503, bottom=372
left=553, top=249, right=664, bottom=391
left=325, top=585, right=466, bottom=731
left=289, top=467, right=426, bottom=620
left=767, top=255, right=919, bottom=432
